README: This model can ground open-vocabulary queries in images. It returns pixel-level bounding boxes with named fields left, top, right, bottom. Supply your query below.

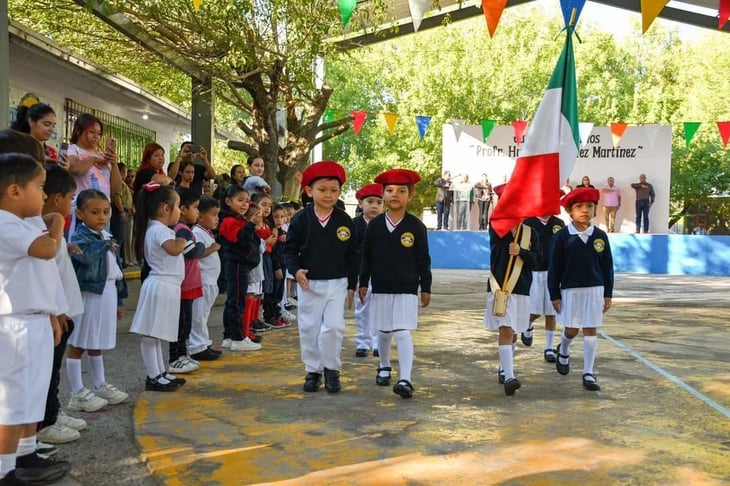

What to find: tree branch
left=313, top=121, right=351, bottom=146
left=227, top=140, right=257, bottom=155
left=236, top=120, right=255, bottom=138
left=316, top=115, right=353, bottom=135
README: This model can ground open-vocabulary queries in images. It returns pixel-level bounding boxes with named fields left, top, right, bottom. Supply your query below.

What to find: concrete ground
left=52, top=270, right=730, bottom=485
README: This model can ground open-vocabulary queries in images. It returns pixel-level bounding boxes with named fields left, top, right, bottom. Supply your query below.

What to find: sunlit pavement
left=132, top=271, right=730, bottom=485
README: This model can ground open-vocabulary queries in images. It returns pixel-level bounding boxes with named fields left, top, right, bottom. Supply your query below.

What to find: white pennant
left=408, top=0, right=432, bottom=32
left=451, top=119, right=465, bottom=142
left=578, top=122, right=594, bottom=148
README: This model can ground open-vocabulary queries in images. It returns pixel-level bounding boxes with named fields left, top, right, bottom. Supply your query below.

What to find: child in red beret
left=282, top=161, right=359, bottom=393
left=353, top=183, right=384, bottom=358
left=359, top=169, right=431, bottom=399
left=548, top=187, right=614, bottom=391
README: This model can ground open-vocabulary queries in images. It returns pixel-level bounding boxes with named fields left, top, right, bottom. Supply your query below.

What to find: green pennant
left=684, top=122, right=701, bottom=147
left=323, top=108, right=335, bottom=124
left=338, top=0, right=357, bottom=27
left=480, top=119, right=498, bottom=142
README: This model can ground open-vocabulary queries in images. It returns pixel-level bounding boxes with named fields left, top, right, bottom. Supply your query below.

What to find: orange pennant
left=384, top=113, right=399, bottom=135
left=482, top=0, right=508, bottom=38
left=717, top=121, right=730, bottom=147
left=641, top=0, right=669, bottom=33
left=611, top=123, right=629, bottom=146
left=512, top=120, right=528, bottom=147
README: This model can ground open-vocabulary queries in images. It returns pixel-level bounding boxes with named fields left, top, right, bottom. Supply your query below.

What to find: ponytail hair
left=133, top=184, right=178, bottom=262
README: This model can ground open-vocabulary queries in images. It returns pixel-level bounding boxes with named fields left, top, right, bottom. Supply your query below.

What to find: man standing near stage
left=601, top=176, right=621, bottom=233
left=434, top=171, right=453, bottom=230
left=631, top=174, right=655, bottom=233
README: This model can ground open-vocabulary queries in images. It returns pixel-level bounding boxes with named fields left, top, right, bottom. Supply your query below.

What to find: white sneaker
left=230, top=337, right=262, bottom=351
left=187, top=356, right=200, bottom=366
left=68, top=388, right=108, bottom=412
left=168, top=356, right=199, bottom=374
left=221, top=339, right=232, bottom=349
left=94, top=382, right=129, bottom=405
left=285, top=298, right=297, bottom=309
left=56, top=411, right=87, bottom=431
left=37, top=423, right=80, bottom=444
left=281, top=309, right=296, bottom=321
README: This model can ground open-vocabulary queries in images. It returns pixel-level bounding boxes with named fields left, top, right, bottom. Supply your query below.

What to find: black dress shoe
left=393, top=379, right=414, bottom=399
left=355, top=348, right=368, bottom=358
left=376, top=367, right=392, bottom=386
left=555, top=344, right=570, bottom=375
left=324, top=368, right=341, bottom=393
left=191, top=348, right=221, bottom=361
left=498, top=368, right=505, bottom=384
left=504, top=378, right=522, bottom=396
left=521, top=328, right=534, bottom=346
left=14, top=452, right=70, bottom=484
left=582, top=373, right=601, bottom=391
left=145, top=376, right=181, bottom=392
left=207, top=346, right=223, bottom=355
left=544, top=349, right=557, bottom=363
left=303, top=372, right=322, bottom=392
left=163, top=374, right=187, bottom=386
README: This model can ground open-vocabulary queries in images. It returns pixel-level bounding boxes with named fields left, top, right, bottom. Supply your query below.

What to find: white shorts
left=483, top=292, right=530, bottom=333
left=247, top=280, right=262, bottom=295
left=369, top=293, right=419, bottom=332
left=0, top=314, right=53, bottom=424
left=529, top=271, right=555, bottom=316
left=557, top=286, right=604, bottom=329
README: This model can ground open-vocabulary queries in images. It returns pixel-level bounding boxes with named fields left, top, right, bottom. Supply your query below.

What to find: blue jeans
left=436, top=201, right=450, bottom=230
left=635, top=199, right=651, bottom=233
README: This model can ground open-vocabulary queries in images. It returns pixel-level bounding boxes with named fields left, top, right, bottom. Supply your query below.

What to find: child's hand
left=117, top=306, right=125, bottom=319
left=358, top=287, right=368, bottom=304
left=67, top=243, right=83, bottom=256
left=347, top=289, right=355, bottom=310
left=266, top=234, right=277, bottom=245
left=57, top=314, right=69, bottom=332
left=508, top=242, right=520, bottom=256
left=111, top=241, right=120, bottom=254
left=420, top=292, right=431, bottom=308
left=274, top=269, right=283, bottom=280
left=603, top=298, right=612, bottom=313
left=295, top=269, right=309, bottom=290
left=278, top=233, right=287, bottom=243
left=210, top=242, right=221, bottom=252
left=552, top=299, right=561, bottom=313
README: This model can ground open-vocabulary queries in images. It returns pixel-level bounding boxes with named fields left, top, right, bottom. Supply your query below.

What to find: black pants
left=170, top=299, right=193, bottom=363
left=222, top=262, right=248, bottom=341
left=477, top=200, right=491, bottom=230
left=42, top=319, right=74, bottom=428
left=263, top=275, right=285, bottom=320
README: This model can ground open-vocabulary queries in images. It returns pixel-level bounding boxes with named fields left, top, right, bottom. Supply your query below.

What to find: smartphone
left=188, top=144, right=200, bottom=154
left=105, top=138, right=117, bottom=153
left=57, top=142, right=69, bottom=169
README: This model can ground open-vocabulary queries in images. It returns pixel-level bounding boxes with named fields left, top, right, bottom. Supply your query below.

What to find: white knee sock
left=545, top=330, right=555, bottom=349
left=89, top=355, right=106, bottom=389
left=498, top=344, right=515, bottom=380
left=393, top=331, right=414, bottom=382
left=583, top=335, right=598, bottom=376
left=378, top=332, right=392, bottom=376
left=15, top=437, right=35, bottom=457
left=140, top=337, right=161, bottom=379
left=66, top=358, right=84, bottom=394
left=0, top=453, right=16, bottom=477
left=559, top=332, right=574, bottom=365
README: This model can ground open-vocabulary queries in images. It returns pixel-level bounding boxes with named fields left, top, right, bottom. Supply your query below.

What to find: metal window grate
left=64, top=98, right=156, bottom=168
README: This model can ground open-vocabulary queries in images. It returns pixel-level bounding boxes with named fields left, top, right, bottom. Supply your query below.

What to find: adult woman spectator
left=10, top=103, right=60, bottom=166
left=132, top=142, right=173, bottom=196
left=580, top=176, right=595, bottom=188
left=176, top=160, right=196, bottom=190
left=243, top=154, right=271, bottom=196
left=230, top=164, right=245, bottom=187
left=167, top=142, right=216, bottom=194
left=111, top=162, right=134, bottom=266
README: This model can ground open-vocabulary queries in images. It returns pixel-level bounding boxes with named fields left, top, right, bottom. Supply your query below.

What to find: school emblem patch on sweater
left=400, top=232, right=415, bottom=248
left=336, top=226, right=351, bottom=241
left=594, top=239, right=606, bottom=253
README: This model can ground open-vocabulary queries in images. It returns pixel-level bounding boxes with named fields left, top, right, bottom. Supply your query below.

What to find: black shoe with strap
left=355, top=348, right=368, bottom=358
left=303, top=372, right=322, bottom=392
left=504, top=378, right=522, bottom=396
left=582, top=373, right=601, bottom=391
left=145, top=375, right=181, bottom=392
left=376, top=367, right=392, bottom=386
left=14, top=452, right=70, bottom=484
left=324, top=368, right=341, bottom=393
left=544, top=348, right=557, bottom=363
left=393, top=379, right=414, bottom=399
left=521, top=327, right=534, bottom=347
left=555, top=344, right=570, bottom=375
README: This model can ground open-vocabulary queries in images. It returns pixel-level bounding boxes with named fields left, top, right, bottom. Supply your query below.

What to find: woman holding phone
left=167, top=141, right=216, bottom=194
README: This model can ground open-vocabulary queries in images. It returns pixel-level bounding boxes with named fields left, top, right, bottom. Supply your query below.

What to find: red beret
left=561, top=187, right=600, bottom=208
left=373, top=169, right=421, bottom=185
left=493, top=184, right=507, bottom=198
left=355, top=183, right=383, bottom=200
left=301, top=161, right=346, bottom=188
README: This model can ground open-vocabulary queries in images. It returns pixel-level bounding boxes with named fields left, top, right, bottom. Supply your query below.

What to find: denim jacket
left=70, top=224, right=128, bottom=303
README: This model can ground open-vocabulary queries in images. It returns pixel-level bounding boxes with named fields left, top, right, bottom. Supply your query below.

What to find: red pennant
left=482, top=0, right=508, bottom=38
left=351, top=110, right=368, bottom=135
left=512, top=120, right=528, bottom=146
left=720, top=0, right=730, bottom=30
left=717, top=121, right=730, bottom=147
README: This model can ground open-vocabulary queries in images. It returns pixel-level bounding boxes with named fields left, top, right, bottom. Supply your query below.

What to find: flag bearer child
left=359, top=169, right=431, bottom=399
left=483, top=184, right=541, bottom=396
left=352, top=183, right=384, bottom=358
left=282, top=161, right=359, bottom=394
left=548, top=187, right=614, bottom=391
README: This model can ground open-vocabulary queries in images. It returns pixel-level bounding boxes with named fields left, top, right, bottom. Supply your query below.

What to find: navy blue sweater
left=487, top=225, right=541, bottom=296
left=359, top=213, right=432, bottom=295
left=548, top=225, right=614, bottom=300
left=282, top=205, right=359, bottom=290
left=523, top=216, right=565, bottom=272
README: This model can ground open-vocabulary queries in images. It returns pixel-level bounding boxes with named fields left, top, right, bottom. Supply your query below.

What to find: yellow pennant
left=193, top=0, right=202, bottom=12
left=384, top=113, right=399, bottom=135
left=641, top=0, right=668, bottom=33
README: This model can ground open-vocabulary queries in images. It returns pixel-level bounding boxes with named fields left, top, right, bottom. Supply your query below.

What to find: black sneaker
left=190, top=348, right=221, bottom=361
left=323, top=368, right=341, bottom=393
left=251, top=320, right=270, bottom=333
left=14, top=452, right=70, bottom=484
left=303, top=372, right=322, bottom=392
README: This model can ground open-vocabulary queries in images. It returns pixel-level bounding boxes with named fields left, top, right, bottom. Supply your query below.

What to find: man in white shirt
left=601, top=177, right=621, bottom=232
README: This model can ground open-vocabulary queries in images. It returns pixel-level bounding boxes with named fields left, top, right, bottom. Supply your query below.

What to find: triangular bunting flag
left=408, top=0, right=431, bottom=32
left=684, top=122, right=702, bottom=148
left=560, top=0, right=586, bottom=27
left=717, top=121, right=730, bottom=147
left=641, top=0, right=669, bottom=33
left=643, top=124, right=665, bottom=151
left=578, top=122, right=594, bottom=148
left=323, top=108, right=335, bottom=124
left=451, top=119, right=465, bottom=142
left=192, top=0, right=202, bottom=11
left=480, top=119, right=498, bottom=142
left=351, top=110, right=368, bottom=135
left=482, top=0, right=508, bottom=38
left=610, top=123, right=628, bottom=146
left=415, top=116, right=432, bottom=140
left=338, top=0, right=357, bottom=28
left=720, top=0, right=730, bottom=30
left=384, top=113, right=399, bottom=135
left=512, top=120, right=528, bottom=146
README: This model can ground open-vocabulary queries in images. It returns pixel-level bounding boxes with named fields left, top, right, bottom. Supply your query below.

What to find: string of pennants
left=326, top=107, right=730, bottom=148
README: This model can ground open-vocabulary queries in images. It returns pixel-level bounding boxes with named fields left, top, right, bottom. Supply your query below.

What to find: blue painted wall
left=428, top=232, right=730, bottom=276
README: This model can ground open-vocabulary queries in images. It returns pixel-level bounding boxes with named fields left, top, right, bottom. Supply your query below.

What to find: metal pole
left=311, top=55, right=325, bottom=163
left=0, top=0, right=10, bottom=127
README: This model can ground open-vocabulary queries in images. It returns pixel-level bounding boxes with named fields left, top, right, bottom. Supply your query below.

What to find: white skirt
left=247, top=280, right=262, bottom=295
left=368, top=294, right=419, bottom=332
left=483, top=292, right=530, bottom=333
left=130, top=276, right=181, bottom=342
left=557, top=286, right=604, bottom=329
left=0, top=315, right=53, bottom=424
left=70, top=280, right=118, bottom=350
left=529, top=271, right=555, bottom=316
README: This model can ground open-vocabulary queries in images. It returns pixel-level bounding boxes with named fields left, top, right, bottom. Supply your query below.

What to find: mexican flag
left=490, top=25, right=580, bottom=237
